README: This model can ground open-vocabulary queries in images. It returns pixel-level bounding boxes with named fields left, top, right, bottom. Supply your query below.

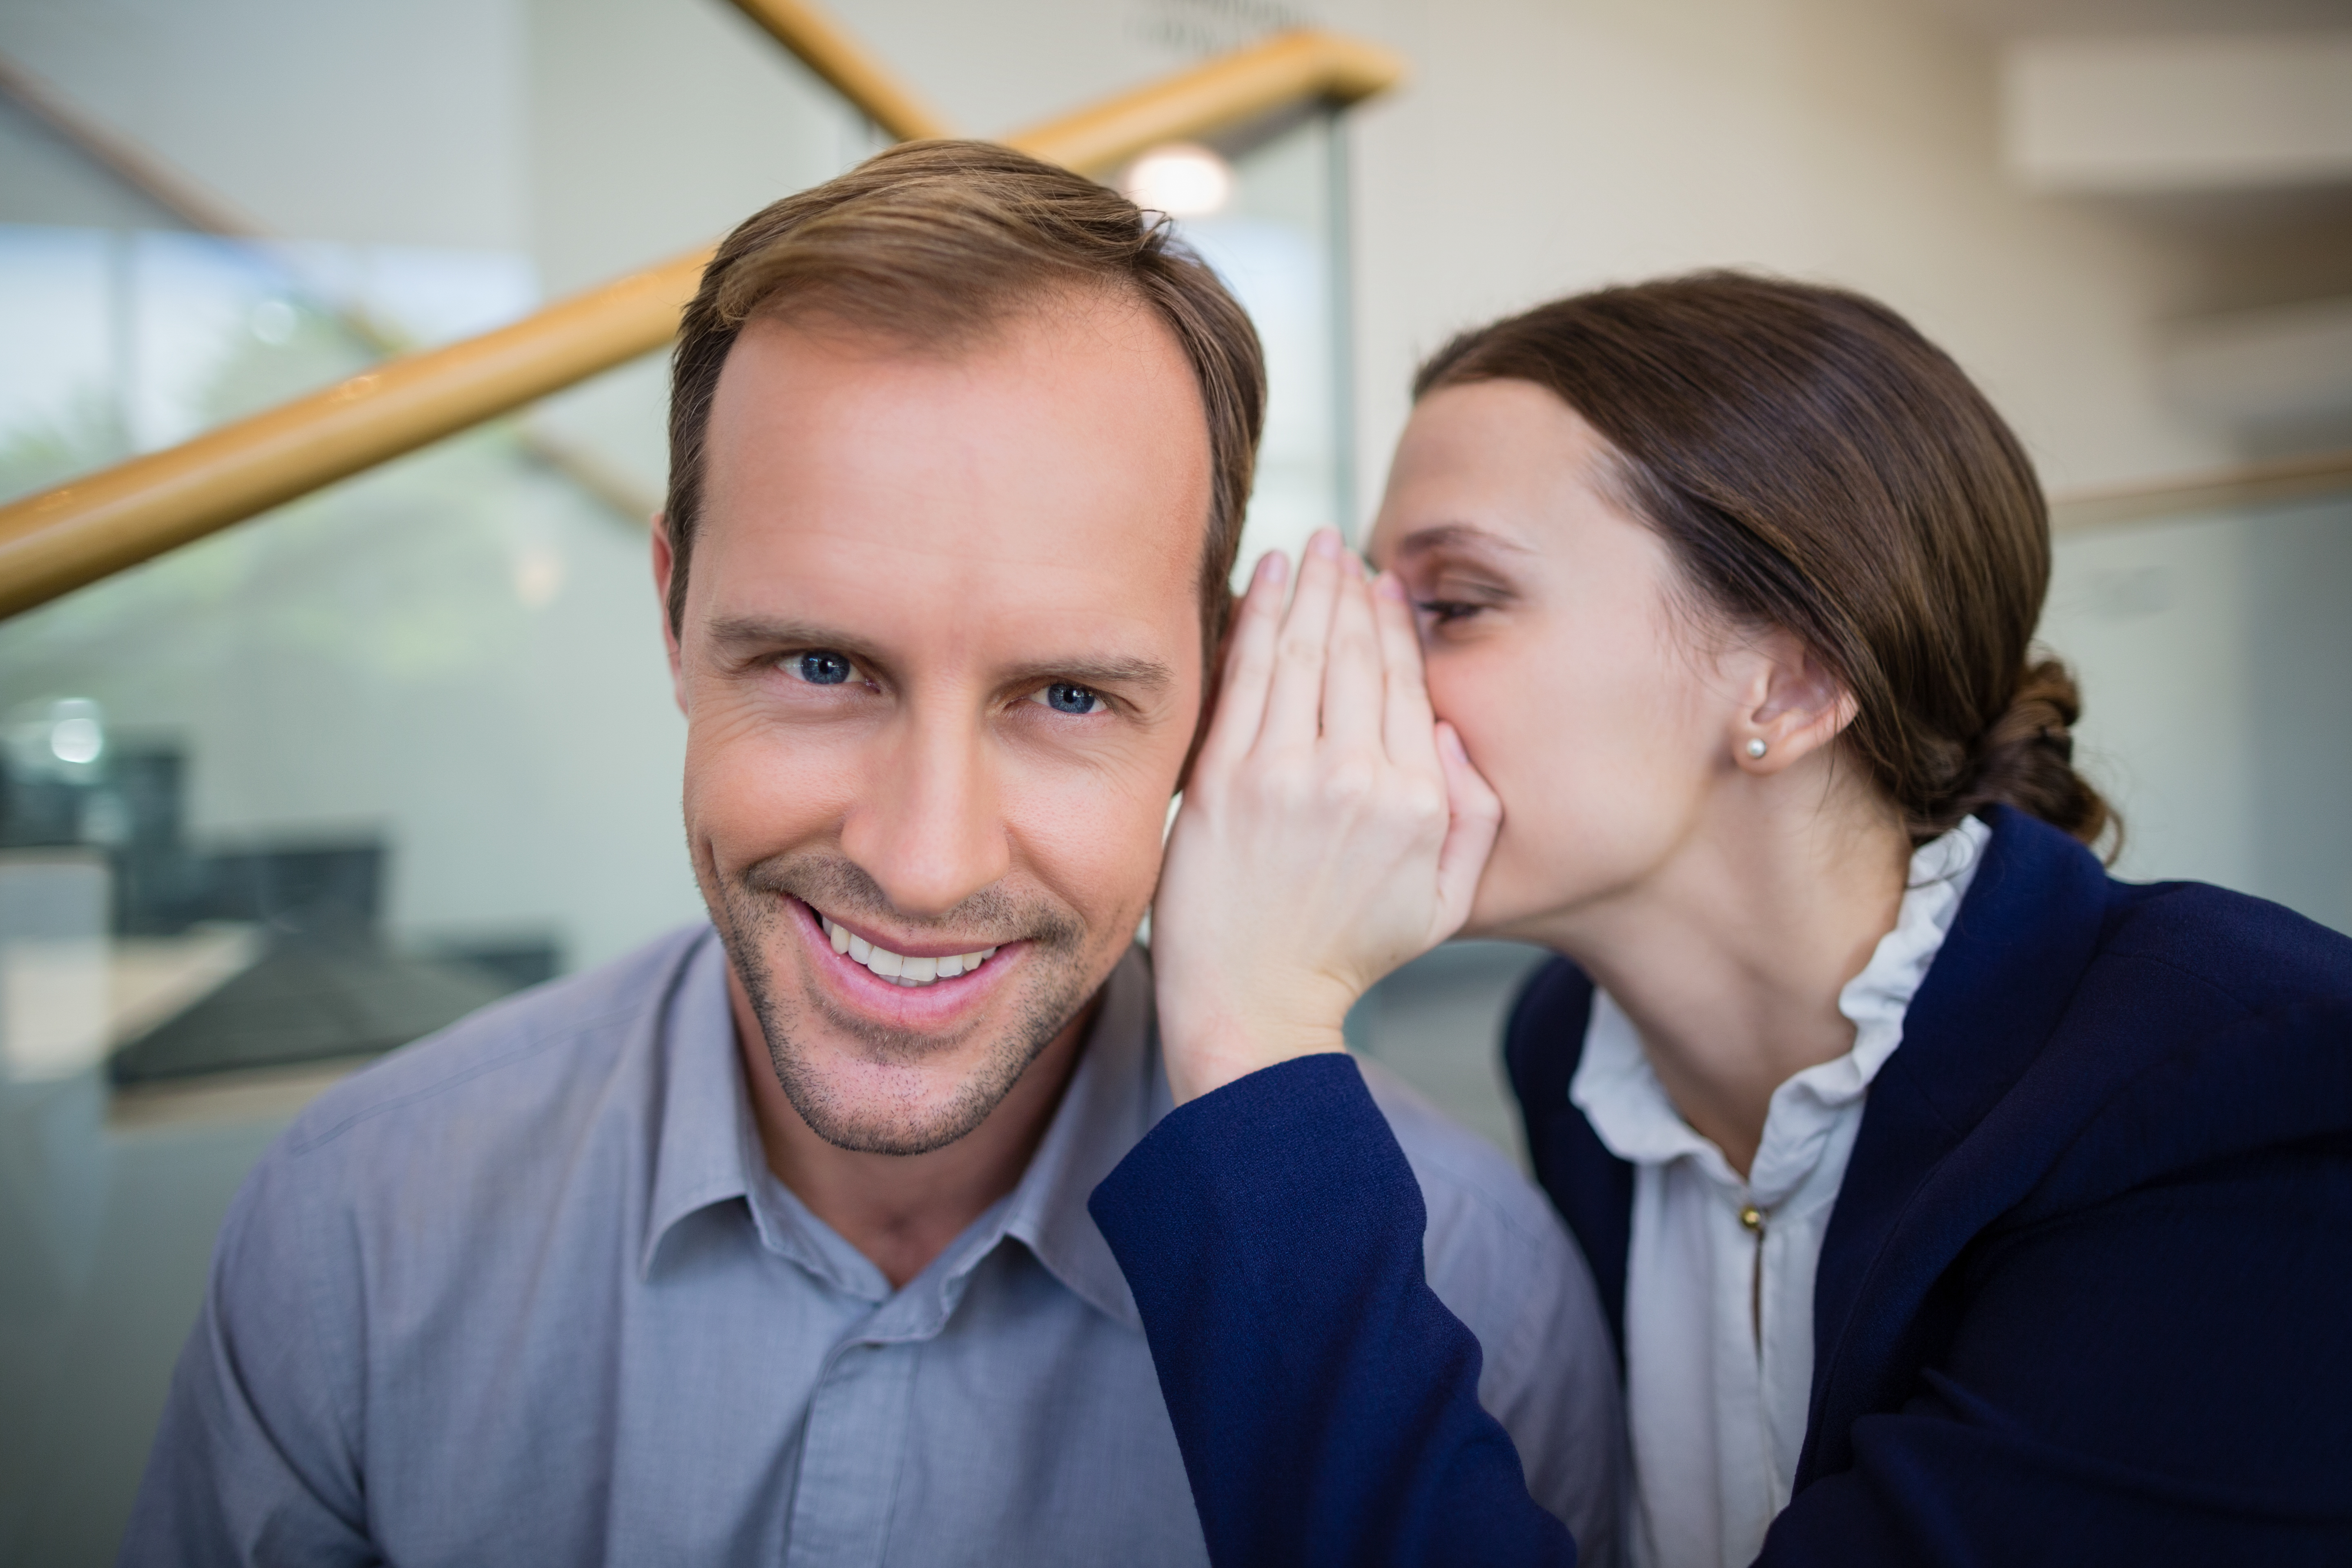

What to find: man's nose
left=837, top=706, right=1011, bottom=920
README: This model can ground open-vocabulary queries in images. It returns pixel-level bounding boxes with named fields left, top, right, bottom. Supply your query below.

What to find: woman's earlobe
left=1738, top=637, right=1862, bottom=770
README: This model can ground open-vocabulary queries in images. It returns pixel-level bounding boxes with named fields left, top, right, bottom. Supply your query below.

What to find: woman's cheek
left=1425, top=654, right=1561, bottom=929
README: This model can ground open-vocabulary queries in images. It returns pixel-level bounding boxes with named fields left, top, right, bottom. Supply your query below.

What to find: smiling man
left=121, top=142, right=1623, bottom=1567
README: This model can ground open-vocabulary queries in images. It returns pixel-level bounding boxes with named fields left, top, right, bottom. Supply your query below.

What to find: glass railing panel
left=1157, top=107, right=1352, bottom=578
left=0, top=220, right=538, bottom=508
left=0, top=405, right=707, bottom=1558
left=0, top=409, right=703, bottom=1074
left=2040, top=481, right=2352, bottom=937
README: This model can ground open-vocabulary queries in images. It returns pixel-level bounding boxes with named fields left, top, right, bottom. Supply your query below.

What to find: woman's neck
left=1542, top=774, right=1912, bottom=1178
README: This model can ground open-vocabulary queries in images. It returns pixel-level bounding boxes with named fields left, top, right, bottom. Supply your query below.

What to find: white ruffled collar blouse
left=1570, top=815, right=1990, bottom=1568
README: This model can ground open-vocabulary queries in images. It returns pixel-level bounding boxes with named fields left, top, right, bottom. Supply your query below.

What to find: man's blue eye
left=1041, top=682, right=1100, bottom=715
left=798, top=652, right=852, bottom=685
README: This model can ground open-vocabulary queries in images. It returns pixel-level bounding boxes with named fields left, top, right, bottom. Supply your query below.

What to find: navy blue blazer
left=1092, top=807, right=2352, bottom=1566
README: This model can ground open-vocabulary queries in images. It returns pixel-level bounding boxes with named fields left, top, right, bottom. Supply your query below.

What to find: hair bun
left=1952, top=658, right=2116, bottom=854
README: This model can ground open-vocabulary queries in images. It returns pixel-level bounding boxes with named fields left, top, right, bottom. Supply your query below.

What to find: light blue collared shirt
left=122, top=926, right=1623, bottom=1566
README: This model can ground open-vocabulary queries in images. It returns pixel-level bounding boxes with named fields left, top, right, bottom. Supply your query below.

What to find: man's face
left=660, top=296, right=1210, bottom=1156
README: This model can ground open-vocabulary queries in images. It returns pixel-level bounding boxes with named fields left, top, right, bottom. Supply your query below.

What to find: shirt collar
left=999, top=946, right=1164, bottom=1332
left=641, top=928, right=898, bottom=1297
left=641, top=927, right=758, bottom=1280
left=1568, top=815, right=1990, bottom=1197
left=641, top=931, right=1165, bottom=1331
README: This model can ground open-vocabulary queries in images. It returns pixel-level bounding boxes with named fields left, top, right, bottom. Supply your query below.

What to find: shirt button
left=1738, top=1204, right=1766, bottom=1233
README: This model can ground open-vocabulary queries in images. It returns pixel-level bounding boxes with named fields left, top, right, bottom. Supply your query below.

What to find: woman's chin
left=1454, top=890, right=1552, bottom=950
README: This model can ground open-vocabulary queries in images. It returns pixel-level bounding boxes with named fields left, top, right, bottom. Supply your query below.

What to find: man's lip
left=790, top=898, right=1010, bottom=961
left=786, top=895, right=1020, bottom=1026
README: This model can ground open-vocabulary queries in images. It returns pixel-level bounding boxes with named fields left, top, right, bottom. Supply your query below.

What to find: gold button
left=1739, top=1205, right=1765, bottom=1233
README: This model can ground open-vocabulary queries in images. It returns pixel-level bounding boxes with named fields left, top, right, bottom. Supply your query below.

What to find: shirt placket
left=782, top=1329, right=923, bottom=1568
left=778, top=1237, right=1003, bottom=1568
left=1739, top=1193, right=1795, bottom=1519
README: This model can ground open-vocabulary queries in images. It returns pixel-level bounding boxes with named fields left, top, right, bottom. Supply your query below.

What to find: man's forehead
left=692, top=306, right=1210, bottom=662
left=695, top=495, right=1196, bottom=641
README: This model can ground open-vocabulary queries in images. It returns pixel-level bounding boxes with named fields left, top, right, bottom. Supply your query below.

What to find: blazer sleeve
left=1089, top=1054, right=1580, bottom=1568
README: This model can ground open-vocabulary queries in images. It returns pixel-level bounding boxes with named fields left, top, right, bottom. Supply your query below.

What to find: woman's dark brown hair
left=1418, top=271, right=2113, bottom=851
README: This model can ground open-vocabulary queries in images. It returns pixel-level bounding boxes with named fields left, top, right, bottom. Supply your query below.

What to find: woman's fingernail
left=1310, top=529, right=1343, bottom=561
left=1374, top=571, right=1406, bottom=601
left=1254, top=550, right=1286, bottom=586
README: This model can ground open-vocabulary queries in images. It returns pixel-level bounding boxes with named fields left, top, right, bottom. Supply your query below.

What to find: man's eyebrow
left=1390, top=521, right=1536, bottom=561
left=705, top=616, right=890, bottom=664
left=1000, top=655, right=1175, bottom=693
left=700, top=617, right=1173, bottom=692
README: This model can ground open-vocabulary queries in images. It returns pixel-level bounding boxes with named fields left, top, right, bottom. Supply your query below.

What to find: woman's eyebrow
left=1390, top=522, right=1534, bottom=563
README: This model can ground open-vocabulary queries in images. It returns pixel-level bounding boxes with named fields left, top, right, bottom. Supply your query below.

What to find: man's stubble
left=710, top=853, right=1100, bottom=1156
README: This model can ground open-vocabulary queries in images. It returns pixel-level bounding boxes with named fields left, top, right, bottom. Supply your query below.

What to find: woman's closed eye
left=1413, top=598, right=1489, bottom=627
left=1028, top=681, right=1108, bottom=716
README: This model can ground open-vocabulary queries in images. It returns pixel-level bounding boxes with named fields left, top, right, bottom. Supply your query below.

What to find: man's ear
left=651, top=515, right=688, bottom=717
left=1730, top=628, right=1858, bottom=775
left=1172, top=603, right=1237, bottom=797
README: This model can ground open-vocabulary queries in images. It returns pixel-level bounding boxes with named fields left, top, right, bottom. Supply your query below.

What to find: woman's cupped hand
left=1152, top=527, right=1503, bottom=1104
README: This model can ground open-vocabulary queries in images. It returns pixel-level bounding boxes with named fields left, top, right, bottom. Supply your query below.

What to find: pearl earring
left=1745, top=738, right=1768, bottom=759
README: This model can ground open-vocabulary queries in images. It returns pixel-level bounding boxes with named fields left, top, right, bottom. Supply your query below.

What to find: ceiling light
left=1121, top=143, right=1235, bottom=218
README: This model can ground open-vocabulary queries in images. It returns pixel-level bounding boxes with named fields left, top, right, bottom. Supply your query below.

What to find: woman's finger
left=1433, top=721, right=1504, bottom=934
left=1194, top=550, right=1290, bottom=775
left=1372, top=572, right=1441, bottom=775
left=1320, top=561, right=1385, bottom=756
left=1262, top=528, right=1347, bottom=751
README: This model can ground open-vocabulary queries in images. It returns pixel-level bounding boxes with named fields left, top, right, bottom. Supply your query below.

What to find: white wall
left=1324, top=0, right=2230, bottom=504
left=0, top=0, right=530, bottom=249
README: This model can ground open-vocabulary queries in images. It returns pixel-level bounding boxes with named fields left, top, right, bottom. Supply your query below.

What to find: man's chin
left=712, top=866, right=1112, bottom=1158
left=772, top=1044, right=1017, bottom=1156
left=746, top=959, right=1099, bottom=1158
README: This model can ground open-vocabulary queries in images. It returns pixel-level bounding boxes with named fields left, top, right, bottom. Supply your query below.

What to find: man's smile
left=812, top=904, right=1004, bottom=987
left=785, top=894, right=1028, bottom=1030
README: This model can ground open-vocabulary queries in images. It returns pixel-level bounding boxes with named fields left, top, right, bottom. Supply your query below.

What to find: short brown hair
left=664, top=140, right=1265, bottom=664
left=1419, top=272, right=2114, bottom=852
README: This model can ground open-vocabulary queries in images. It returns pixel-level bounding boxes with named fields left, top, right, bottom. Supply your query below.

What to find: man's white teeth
left=820, top=915, right=998, bottom=988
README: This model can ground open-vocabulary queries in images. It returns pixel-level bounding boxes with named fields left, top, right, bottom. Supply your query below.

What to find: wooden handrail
left=2, top=47, right=668, bottom=528
left=0, top=262, right=705, bottom=617
left=1003, top=29, right=1403, bottom=174
left=2049, top=448, right=2352, bottom=532
left=725, top=0, right=955, bottom=143
left=0, top=28, right=1405, bottom=620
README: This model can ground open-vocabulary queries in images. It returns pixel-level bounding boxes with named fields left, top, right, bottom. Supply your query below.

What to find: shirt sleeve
left=1089, top=1054, right=1581, bottom=1568
left=1457, top=1202, right=1626, bottom=1568
left=1374, top=1069, right=1625, bottom=1567
left=117, top=1139, right=377, bottom=1568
